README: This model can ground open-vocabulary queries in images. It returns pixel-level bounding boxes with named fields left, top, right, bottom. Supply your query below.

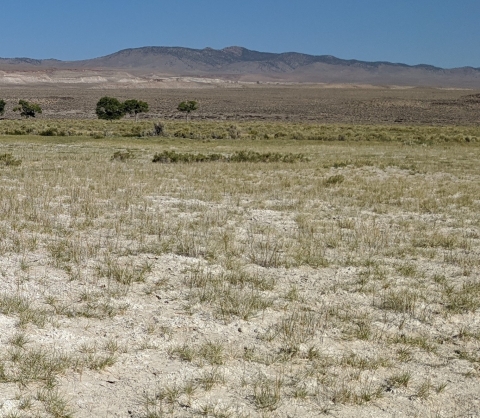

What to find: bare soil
left=0, top=85, right=480, bottom=125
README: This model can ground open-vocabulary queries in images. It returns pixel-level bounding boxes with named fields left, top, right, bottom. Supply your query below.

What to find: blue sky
left=0, top=0, right=479, bottom=68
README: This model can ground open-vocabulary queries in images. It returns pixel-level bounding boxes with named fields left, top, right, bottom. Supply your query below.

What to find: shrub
left=152, top=150, right=223, bottom=163
left=95, top=97, right=126, bottom=120
left=152, top=150, right=307, bottom=164
left=39, top=127, right=59, bottom=136
left=0, top=153, right=21, bottom=166
left=111, top=150, right=134, bottom=162
left=152, top=122, right=166, bottom=137
left=228, top=125, right=241, bottom=139
left=13, top=100, right=42, bottom=118
left=177, top=100, right=198, bottom=121
left=229, top=150, right=307, bottom=163
left=123, top=99, right=149, bottom=122
left=325, top=174, right=345, bottom=185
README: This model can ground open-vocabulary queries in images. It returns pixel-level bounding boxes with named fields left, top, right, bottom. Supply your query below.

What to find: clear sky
left=0, top=0, right=479, bottom=69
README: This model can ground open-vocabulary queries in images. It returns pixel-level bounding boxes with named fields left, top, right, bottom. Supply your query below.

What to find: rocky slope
left=1, top=46, right=480, bottom=87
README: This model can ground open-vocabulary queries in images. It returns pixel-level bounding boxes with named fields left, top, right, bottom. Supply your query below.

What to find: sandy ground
left=0, top=137, right=479, bottom=417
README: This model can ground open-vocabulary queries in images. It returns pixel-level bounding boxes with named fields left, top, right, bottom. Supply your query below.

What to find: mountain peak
left=1, top=46, right=480, bottom=88
left=222, top=46, right=246, bottom=56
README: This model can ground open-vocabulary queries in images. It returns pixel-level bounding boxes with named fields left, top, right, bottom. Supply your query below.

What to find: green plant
left=123, top=99, right=148, bottom=122
left=9, top=332, right=30, bottom=349
left=123, top=99, right=149, bottom=122
left=276, top=310, right=320, bottom=350
left=386, top=371, right=411, bottom=388
left=198, top=341, right=225, bottom=365
left=253, top=374, right=283, bottom=411
left=197, top=367, right=224, bottom=391
left=177, top=100, right=198, bottom=121
left=325, top=174, right=345, bottom=186
left=111, top=150, right=134, bottom=161
left=380, top=288, right=418, bottom=315
left=0, top=153, right=21, bottom=166
left=444, top=281, right=480, bottom=313
left=0, top=293, right=47, bottom=327
left=85, top=353, right=117, bottom=370
left=168, top=343, right=196, bottom=362
left=152, top=122, right=166, bottom=136
left=152, top=150, right=224, bottom=163
left=95, top=96, right=126, bottom=120
left=36, top=388, right=74, bottom=418
left=415, top=379, right=432, bottom=400
left=13, top=100, right=42, bottom=118
left=0, top=99, right=6, bottom=116
left=96, top=257, right=150, bottom=286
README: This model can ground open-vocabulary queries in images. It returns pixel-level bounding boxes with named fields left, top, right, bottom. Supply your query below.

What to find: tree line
left=95, top=97, right=198, bottom=121
left=0, top=97, right=198, bottom=121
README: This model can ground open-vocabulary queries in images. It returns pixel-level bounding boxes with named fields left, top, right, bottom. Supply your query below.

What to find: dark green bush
left=152, top=150, right=223, bottom=163
left=152, top=150, right=307, bottom=164
left=228, top=150, right=306, bottom=163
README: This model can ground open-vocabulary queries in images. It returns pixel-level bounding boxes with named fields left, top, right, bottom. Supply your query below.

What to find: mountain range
left=1, top=46, right=480, bottom=88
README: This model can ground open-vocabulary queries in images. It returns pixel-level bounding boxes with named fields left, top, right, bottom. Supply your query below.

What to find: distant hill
left=1, top=46, right=480, bottom=88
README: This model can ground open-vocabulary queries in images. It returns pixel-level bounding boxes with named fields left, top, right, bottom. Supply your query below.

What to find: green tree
left=95, top=97, right=126, bottom=120
left=177, top=100, right=198, bottom=121
left=13, top=100, right=42, bottom=118
left=123, top=99, right=149, bottom=122
left=0, top=99, right=6, bottom=116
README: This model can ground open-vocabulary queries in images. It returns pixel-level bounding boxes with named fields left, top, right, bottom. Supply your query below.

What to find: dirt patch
left=0, top=84, right=479, bottom=125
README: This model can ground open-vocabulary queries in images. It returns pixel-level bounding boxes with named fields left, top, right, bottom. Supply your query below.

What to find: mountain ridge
left=1, top=46, right=480, bottom=88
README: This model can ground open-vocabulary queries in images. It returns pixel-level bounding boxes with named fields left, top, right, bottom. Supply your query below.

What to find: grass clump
left=325, top=174, right=345, bottom=186
left=0, top=153, right=21, bottom=166
left=186, top=269, right=273, bottom=321
left=111, top=150, right=134, bottom=161
left=0, top=294, right=47, bottom=327
left=152, top=150, right=224, bottom=163
left=444, top=281, right=480, bottom=313
left=152, top=150, right=307, bottom=164
left=379, top=288, right=418, bottom=315
left=228, top=150, right=307, bottom=163
left=252, top=374, right=283, bottom=411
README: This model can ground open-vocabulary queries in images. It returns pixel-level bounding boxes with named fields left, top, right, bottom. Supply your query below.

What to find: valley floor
left=0, top=134, right=479, bottom=417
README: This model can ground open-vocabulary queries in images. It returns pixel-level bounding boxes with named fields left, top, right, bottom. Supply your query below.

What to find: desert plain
left=0, top=83, right=479, bottom=418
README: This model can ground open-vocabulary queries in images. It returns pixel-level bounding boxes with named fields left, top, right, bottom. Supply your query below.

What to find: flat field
left=0, top=127, right=479, bottom=418
left=0, top=84, right=479, bottom=125
left=0, top=85, right=479, bottom=417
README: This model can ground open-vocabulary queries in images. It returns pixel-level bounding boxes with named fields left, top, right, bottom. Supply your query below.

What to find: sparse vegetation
left=0, top=118, right=479, bottom=141
left=0, top=116, right=479, bottom=417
